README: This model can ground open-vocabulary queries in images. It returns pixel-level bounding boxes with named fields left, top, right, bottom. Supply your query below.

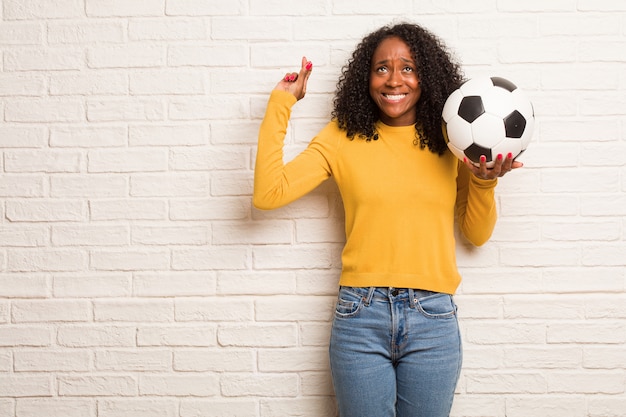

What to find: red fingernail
left=480, top=155, right=486, bottom=162
left=507, top=152, right=513, bottom=159
left=497, top=154, right=503, bottom=160
left=306, top=61, right=313, bottom=70
left=463, top=157, right=467, bottom=164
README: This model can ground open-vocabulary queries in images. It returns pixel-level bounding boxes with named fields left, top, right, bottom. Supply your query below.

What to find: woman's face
left=369, top=36, right=421, bottom=126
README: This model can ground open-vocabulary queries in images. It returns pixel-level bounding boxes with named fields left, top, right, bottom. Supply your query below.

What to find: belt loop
left=408, top=288, right=417, bottom=309
left=364, top=287, right=376, bottom=306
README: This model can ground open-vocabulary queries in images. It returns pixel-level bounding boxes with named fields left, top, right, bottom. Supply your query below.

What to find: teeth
left=384, top=94, right=406, bottom=100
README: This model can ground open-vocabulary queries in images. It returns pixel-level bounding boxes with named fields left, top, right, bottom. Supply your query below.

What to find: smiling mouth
left=382, top=93, right=407, bottom=101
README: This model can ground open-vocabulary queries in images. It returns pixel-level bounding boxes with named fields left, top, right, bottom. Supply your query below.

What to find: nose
left=386, top=68, right=403, bottom=86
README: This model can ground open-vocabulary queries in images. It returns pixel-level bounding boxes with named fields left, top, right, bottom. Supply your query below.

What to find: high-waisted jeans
left=329, top=286, right=462, bottom=417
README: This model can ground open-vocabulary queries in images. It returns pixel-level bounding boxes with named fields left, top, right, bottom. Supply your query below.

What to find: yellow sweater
left=254, top=90, right=497, bottom=294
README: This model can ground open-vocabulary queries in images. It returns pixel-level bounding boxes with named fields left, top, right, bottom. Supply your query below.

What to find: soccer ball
left=442, top=76, right=534, bottom=168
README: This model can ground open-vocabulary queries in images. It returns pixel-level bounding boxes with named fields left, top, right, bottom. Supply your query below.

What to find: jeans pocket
left=415, top=293, right=457, bottom=319
left=334, top=287, right=365, bottom=319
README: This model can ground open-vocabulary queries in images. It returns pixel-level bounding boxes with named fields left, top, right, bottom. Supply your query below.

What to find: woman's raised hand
left=464, top=153, right=524, bottom=180
left=274, top=56, right=313, bottom=101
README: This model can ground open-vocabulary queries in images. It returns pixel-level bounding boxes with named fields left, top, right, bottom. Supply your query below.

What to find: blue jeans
left=329, top=286, right=462, bottom=417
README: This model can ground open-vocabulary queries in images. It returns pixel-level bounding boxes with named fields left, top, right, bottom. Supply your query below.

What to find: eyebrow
left=373, top=57, right=415, bottom=66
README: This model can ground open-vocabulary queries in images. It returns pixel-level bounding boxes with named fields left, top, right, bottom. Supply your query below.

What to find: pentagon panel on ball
left=442, top=76, right=535, bottom=168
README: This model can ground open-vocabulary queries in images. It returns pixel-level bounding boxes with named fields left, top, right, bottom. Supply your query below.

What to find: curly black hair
left=332, top=22, right=464, bottom=154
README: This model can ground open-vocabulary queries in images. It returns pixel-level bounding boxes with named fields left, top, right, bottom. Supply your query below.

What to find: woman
left=253, top=22, right=521, bottom=417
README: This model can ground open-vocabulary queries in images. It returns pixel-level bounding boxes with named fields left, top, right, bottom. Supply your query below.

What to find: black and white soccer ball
left=442, top=76, right=534, bottom=168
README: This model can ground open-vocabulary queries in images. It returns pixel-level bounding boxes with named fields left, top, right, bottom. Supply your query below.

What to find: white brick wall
left=0, top=1, right=624, bottom=416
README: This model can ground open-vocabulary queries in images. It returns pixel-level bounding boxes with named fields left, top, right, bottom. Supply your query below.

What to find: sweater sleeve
left=253, top=90, right=334, bottom=210
left=455, top=161, right=498, bottom=246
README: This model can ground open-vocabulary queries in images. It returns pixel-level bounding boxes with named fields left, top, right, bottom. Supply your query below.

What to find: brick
left=5, top=98, right=83, bottom=122
left=131, top=173, right=208, bottom=197
left=95, top=350, right=171, bottom=371
left=0, top=126, right=46, bottom=148
left=170, top=147, right=247, bottom=171
left=3, top=0, right=83, bottom=19
left=48, top=22, right=126, bottom=44
left=218, top=324, right=298, bottom=347
left=583, top=244, right=626, bottom=266
left=89, top=199, right=168, bottom=221
left=129, top=124, right=207, bottom=146
left=129, top=18, right=207, bottom=40
left=94, top=300, right=174, bottom=322
left=7, top=249, right=87, bottom=272
left=58, top=375, right=137, bottom=396
left=0, top=175, right=43, bottom=197
left=300, top=371, right=334, bottom=396
left=172, top=247, right=248, bottom=271
left=250, top=0, right=328, bottom=15
left=87, top=45, right=164, bottom=68
left=0, top=376, right=52, bottom=397
left=87, top=99, right=165, bottom=121
left=169, top=97, right=248, bottom=120
left=505, top=396, right=587, bottom=417
left=547, top=321, right=625, bottom=344
left=175, top=298, right=253, bottom=322
left=180, top=400, right=257, bottom=417
left=503, top=347, right=582, bottom=369
left=51, top=225, right=130, bottom=246
left=139, top=374, right=218, bottom=396
left=53, top=274, right=131, bottom=298
left=6, top=199, right=87, bottom=222
left=0, top=22, right=43, bottom=44
left=0, top=226, right=48, bottom=247
left=86, top=0, right=165, bottom=17
left=50, top=175, right=128, bottom=198
left=133, top=271, right=215, bottom=296
left=12, top=300, right=91, bottom=322
left=465, top=372, right=546, bottom=394
left=213, top=220, right=292, bottom=245
left=0, top=274, right=48, bottom=297
left=583, top=346, right=626, bottom=369
left=588, top=396, right=626, bottom=417
left=255, top=296, right=335, bottom=322
left=4, top=150, right=81, bottom=173
left=130, top=70, right=206, bottom=95
left=221, top=373, right=298, bottom=397
left=497, top=0, right=573, bottom=11
left=173, top=349, right=253, bottom=372
left=16, top=399, right=95, bottom=417
left=14, top=350, right=91, bottom=371
left=0, top=74, right=45, bottom=95
left=4, top=48, right=84, bottom=71
left=57, top=326, right=136, bottom=347
left=90, top=250, right=170, bottom=271
left=503, top=295, right=585, bottom=319
left=547, top=371, right=624, bottom=394
left=0, top=326, right=51, bottom=347
left=50, top=126, right=127, bottom=148
left=165, top=0, right=244, bottom=16
left=168, top=44, right=247, bottom=67
left=259, top=398, right=337, bottom=417
left=465, top=322, right=546, bottom=345
left=50, top=72, right=128, bottom=95
left=169, top=198, right=250, bottom=221
left=258, top=348, right=329, bottom=372
left=137, top=325, right=217, bottom=347
left=98, top=399, right=178, bottom=417
left=252, top=246, right=333, bottom=270
left=88, top=149, right=168, bottom=173
left=217, top=271, right=296, bottom=295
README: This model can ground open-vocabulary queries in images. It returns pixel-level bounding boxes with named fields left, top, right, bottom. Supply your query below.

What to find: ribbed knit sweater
left=253, top=90, right=498, bottom=294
